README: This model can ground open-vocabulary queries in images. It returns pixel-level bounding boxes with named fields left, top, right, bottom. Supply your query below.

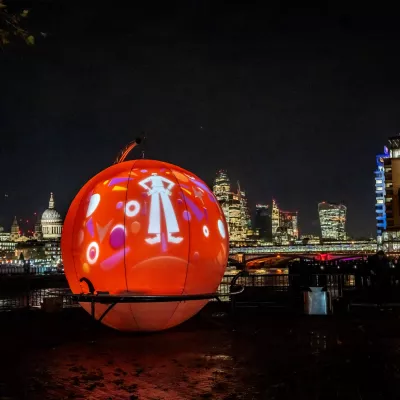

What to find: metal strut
left=114, top=135, right=146, bottom=164
left=98, top=303, right=117, bottom=322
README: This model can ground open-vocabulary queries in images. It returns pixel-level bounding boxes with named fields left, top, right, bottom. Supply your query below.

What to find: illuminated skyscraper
left=213, top=170, right=231, bottom=226
left=229, top=193, right=243, bottom=241
left=279, top=211, right=299, bottom=244
left=375, top=146, right=389, bottom=248
left=212, top=171, right=252, bottom=243
left=379, top=136, right=400, bottom=252
left=318, top=202, right=347, bottom=241
left=271, top=199, right=280, bottom=242
left=237, top=182, right=251, bottom=233
left=213, top=170, right=231, bottom=199
left=271, top=199, right=298, bottom=244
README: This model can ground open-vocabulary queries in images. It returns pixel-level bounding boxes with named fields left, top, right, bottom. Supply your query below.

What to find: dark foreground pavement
left=1, top=304, right=400, bottom=399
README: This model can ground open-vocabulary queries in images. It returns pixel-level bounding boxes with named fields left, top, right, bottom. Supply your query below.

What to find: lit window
left=376, top=180, right=383, bottom=184
left=377, top=199, right=384, bottom=204
left=393, top=149, right=400, bottom=159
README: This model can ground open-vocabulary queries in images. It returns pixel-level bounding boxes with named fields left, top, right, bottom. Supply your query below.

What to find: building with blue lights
left=375, top=147, right=389, bottom=249
left=376, top=136, right=400, bottom=252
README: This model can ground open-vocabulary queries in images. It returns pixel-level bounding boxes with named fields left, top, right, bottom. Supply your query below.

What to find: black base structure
left=72, top=275, right=245, bottom=324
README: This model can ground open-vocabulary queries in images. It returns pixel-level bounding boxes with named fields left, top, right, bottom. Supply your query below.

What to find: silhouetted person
left=289, top=261, right=301, bottom=292
left=354, top=262, right=363, bottom=289
left=354, top=260, right=369, bottom=289
left=368, top=250, right=391, bottom=308
left=394, top=258, right=400, bottom=284
left=392, top=258, right=400, bottom=302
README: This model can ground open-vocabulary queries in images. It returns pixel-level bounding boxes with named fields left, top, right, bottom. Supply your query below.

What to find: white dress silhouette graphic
left=139, top=173, right=183, bottom=244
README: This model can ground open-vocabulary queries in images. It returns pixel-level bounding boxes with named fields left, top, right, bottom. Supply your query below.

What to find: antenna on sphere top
left=141, top=132, right=147, bottom=159
left=114, top=133, right=146, bottom=164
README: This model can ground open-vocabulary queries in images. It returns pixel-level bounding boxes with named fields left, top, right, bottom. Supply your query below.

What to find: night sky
left=1, top=1, right=400, bottom=237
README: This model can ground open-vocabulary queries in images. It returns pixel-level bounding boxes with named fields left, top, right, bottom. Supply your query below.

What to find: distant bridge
left=228, top=243, right=377, bottom=267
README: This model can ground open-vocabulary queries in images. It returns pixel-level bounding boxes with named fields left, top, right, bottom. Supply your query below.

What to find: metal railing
left=0, top=288, right=78, bottom=311
left=229, top=243, right=377, bottom=254
left=0, top=272, right=399, bottom=312
left=0, top=266, right=60, bottom=275
left=217, top=274, right=293, bottom=296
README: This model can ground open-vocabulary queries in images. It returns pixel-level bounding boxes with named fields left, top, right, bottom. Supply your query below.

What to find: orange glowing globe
left=61, top=159, right=228, bottom=331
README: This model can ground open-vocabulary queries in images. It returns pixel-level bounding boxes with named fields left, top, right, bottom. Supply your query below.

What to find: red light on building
left=317, top=253, right=333, bottom=262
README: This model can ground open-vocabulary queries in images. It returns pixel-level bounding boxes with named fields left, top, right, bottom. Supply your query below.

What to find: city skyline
left=2, top=2, right=399, bottom=237
left=0, top=167, right=367, bottom=239
left=1, top=169, right=354, bottom=239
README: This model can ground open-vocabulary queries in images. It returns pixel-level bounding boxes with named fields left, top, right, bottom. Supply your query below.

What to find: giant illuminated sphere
left=61, top=159, right=228, bottom=331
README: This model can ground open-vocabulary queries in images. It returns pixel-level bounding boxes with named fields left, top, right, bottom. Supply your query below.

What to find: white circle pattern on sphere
left=203, top=225, right=209, bottom=237
left=86, top=193, right=100, bottom=217
left=217, top=219, right=226, bottom=239
left=125, top=200, right=140, bottom=217
left=86, top=242, right=99, bottom=265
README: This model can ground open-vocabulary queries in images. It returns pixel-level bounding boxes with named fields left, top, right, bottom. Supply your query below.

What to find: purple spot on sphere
left=140, top=169, right=147, bottom=173
left=108, top=177, right=131, bottom=186
left=87, top=218, right=95, bottom=237
left=177, top=198, right=183, bottom=205
left=109, top=226, right=125, bottom=249
left=161, top=233, right=167, bottom=253
left=116, top=201, right=123, bottom=209
left=101, top=248, right=129, bottom=270
left=89, top=247, right=97, bottom=259
left=183, top=210, right=191, bottom=221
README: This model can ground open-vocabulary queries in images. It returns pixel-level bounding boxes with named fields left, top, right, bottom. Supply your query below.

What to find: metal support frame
left=114, top=135, right=146, bottom=164
left=71, top=287, right=244, bottom=324
left=229, top=269, right=249, bottom=319
left=98, top=302, right=117, bottom=322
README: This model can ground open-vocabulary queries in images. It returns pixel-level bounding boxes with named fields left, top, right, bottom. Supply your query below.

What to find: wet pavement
left=1, top=305, right=400, bottom=399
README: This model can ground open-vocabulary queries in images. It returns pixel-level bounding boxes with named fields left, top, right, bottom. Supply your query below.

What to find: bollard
left=304, top=287, right=330, bottom=315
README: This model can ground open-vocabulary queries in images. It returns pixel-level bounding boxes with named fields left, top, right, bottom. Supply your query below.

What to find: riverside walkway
left=0, top=305, right=399, bottom=399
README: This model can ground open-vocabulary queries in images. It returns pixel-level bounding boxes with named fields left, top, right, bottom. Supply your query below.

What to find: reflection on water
left=309, top=331, right=327, bottom=355
left=202, top=354, right=233, bottom=361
